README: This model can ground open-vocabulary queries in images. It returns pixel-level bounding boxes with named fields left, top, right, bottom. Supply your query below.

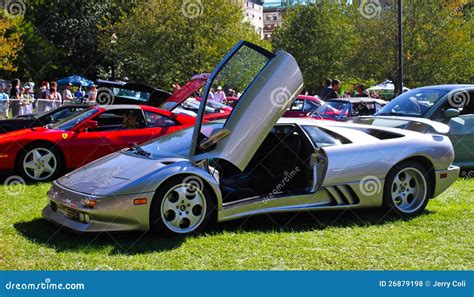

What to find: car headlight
left=81, top=197, right=96, bottom=209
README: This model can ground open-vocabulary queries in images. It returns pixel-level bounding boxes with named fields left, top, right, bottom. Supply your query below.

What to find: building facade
left=243, top=0, right=264, bottom=39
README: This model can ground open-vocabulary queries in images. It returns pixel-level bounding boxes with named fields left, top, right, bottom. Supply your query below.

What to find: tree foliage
left=107, top=0, right=268, bottom=89
left=0, top=12, right=23, bottom=73
left=273, top=0, right=474, bottom=92
left=13, top=0, right=134, bottom=81
left=272, top=1, right=357, bottom=93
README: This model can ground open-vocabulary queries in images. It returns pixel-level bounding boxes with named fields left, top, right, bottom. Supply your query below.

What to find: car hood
left=166, top=74, right=210, bottom=110
left=351, top=116, right=450, bottom=135
left=0, top=127, right=58, bottom=141
left=56, top=151, right=185, bottom=195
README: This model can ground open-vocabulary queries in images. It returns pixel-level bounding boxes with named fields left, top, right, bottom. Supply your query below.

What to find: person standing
left=9, top=78, right=21, bottom=117
left=213, top=86, right=226, bottom=103
left=62, top=83, right=74, bottom=103
left=327, top=79, right=341, bottom=99
left=354, top=84, right=367, bottom=97
left=0, top=84, right=10, bottom=119
left=319, top=78, right=333, bottom=100
left=86, top=85, right=97, bottom=103
left=74, top=84, right=85, bottom=99
left=46, top=81, right=62, bottom=110
left=19, top=85, right=34, bottom=116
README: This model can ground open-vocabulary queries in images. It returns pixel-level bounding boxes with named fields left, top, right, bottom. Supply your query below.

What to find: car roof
left=413, top=84, right=474, bottom=91
left=326, top=97, right=386, bottom=104
left=97, top=104, right=143, bottom=110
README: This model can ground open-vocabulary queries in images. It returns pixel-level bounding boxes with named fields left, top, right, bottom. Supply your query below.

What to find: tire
left=150, top=175, right=214, bottom=235
left=382, top=160, right=431, bottom=218
left=16, top=143, right=64, bottom=182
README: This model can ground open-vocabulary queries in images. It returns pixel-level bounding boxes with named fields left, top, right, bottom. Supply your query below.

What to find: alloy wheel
left=160, top=183, right=207, bottom=234
left=390, top=167, right=427, bottom=213
left=23, top=148, right=57, bottom=181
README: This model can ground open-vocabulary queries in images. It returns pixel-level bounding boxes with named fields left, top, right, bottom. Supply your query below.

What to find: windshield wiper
left=130, top=143, right=151, bottom=157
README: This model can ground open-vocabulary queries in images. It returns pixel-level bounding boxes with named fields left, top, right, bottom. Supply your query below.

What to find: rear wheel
left=17, top=143, right=63, bottom=182
left=150, top=176, right=214, bottom=235
left=383, top=161, right=430, bottom=218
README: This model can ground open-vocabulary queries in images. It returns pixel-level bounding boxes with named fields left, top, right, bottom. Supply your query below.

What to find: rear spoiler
left=351, top=116, right=450, bottom=135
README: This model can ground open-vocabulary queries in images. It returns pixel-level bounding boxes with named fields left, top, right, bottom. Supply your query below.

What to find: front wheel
left=383, top=161, right=431, bottom=218
left=150, top=176, right=214, bottom=235
left=17, top=144, right=63, bottom=182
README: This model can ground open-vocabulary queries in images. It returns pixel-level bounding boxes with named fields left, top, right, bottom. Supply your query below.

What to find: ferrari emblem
left=62, top=133, right=68, bottom=140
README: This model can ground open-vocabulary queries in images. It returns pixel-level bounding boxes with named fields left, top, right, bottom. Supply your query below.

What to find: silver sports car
left=43, top=41, right=460, bottom=235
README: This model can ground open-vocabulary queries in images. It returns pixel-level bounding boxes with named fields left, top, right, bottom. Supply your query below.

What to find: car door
left=65, top=108, right=146, bottom=167
left=446, top=92, right=474, bottom=168
left=190, top=41, right=304, bottom=171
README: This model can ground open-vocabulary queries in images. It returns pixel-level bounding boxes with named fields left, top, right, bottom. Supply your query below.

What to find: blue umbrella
left=56, top=75, right=94, bottom=87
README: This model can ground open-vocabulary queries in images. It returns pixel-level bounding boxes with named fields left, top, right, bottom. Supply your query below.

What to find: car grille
left=50, top=201, right=80, bottom=222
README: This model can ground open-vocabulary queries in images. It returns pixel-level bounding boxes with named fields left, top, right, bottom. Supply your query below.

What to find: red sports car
left=0, top=105, right=196, bottom=182
left=282, top=95, right=324, bottom=118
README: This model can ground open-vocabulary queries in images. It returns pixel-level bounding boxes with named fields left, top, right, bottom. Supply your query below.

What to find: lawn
left=0, top=178, right=473, bottom=270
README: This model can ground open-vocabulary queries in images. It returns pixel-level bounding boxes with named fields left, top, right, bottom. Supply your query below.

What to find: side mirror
left=444, top=108, right=460, bottom=119
left=77, top=120, right=98, bottom=132
left=199, top=128, right=231, bottom=151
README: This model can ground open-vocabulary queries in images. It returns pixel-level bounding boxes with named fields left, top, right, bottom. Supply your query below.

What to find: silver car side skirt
left=217, top=181, right=384, bottom=222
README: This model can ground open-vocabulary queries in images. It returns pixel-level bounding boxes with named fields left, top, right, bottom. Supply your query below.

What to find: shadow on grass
left=14, top=208, right=433, bottom=256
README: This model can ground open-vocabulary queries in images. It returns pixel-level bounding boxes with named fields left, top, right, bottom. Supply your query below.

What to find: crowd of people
left=318, top=79, right=381, bottom=101
left=0, top=78, right=98, bottom=119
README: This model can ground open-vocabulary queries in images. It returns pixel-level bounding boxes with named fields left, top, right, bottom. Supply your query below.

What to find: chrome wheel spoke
left=24, top=160, right=36, bottom=169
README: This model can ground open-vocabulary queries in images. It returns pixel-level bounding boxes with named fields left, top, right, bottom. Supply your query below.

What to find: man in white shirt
left=62, top=83, right=73, bottom=103
left=213, top=86, right=226, bottom=103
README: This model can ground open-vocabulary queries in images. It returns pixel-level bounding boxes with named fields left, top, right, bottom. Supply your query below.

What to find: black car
left=0, top=105, right=89, bottom=134
left=96, top=80, right=172, bottom=107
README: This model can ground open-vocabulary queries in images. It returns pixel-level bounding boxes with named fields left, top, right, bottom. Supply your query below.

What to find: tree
left=14, top=0, right=135, bottom=81
left=272, top=1, right=358, bottom=94
left=106, top=0, right=267, bottom=90
left=0, top=12, right=23, bottom=73
left=349, top=0, right=474, bottom=88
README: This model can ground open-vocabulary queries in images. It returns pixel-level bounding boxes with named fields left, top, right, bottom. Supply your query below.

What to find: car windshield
left=135, top=123, right=223, bottom=158
left=313, top=101, right=349, bottom=120
left=49, top=108, right=99, bottom=131
left=377, top=89, right=449, bottom=117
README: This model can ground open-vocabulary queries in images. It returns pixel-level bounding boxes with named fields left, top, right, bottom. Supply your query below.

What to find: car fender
left=121, top=160, right=224, bottom=211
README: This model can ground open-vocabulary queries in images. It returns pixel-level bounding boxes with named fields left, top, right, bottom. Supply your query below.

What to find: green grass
left=1, top=178, right=473, bottom=270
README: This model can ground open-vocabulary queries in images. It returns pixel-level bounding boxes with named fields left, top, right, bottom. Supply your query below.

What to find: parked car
left=225, top=96, right=239, bottom=107
left=310, top=98, right=387, bottom=121
left=96, top=80, right=172, bottom=107
left=160, top=74, right=232, bottom=121
left=0, top=105, right=197, bottom=182
left=0, top=105, right=89, bottom=134
left=364, top=85, right=474, bottom=169
left=282, top=95, right=324, bottom=118
left=43, top=41, right=459, bottom=235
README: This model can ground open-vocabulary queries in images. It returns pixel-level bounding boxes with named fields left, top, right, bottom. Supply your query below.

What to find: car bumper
left=42, top=183, right=155, bottom=233
left=432, top=165, right=460, bottom=198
